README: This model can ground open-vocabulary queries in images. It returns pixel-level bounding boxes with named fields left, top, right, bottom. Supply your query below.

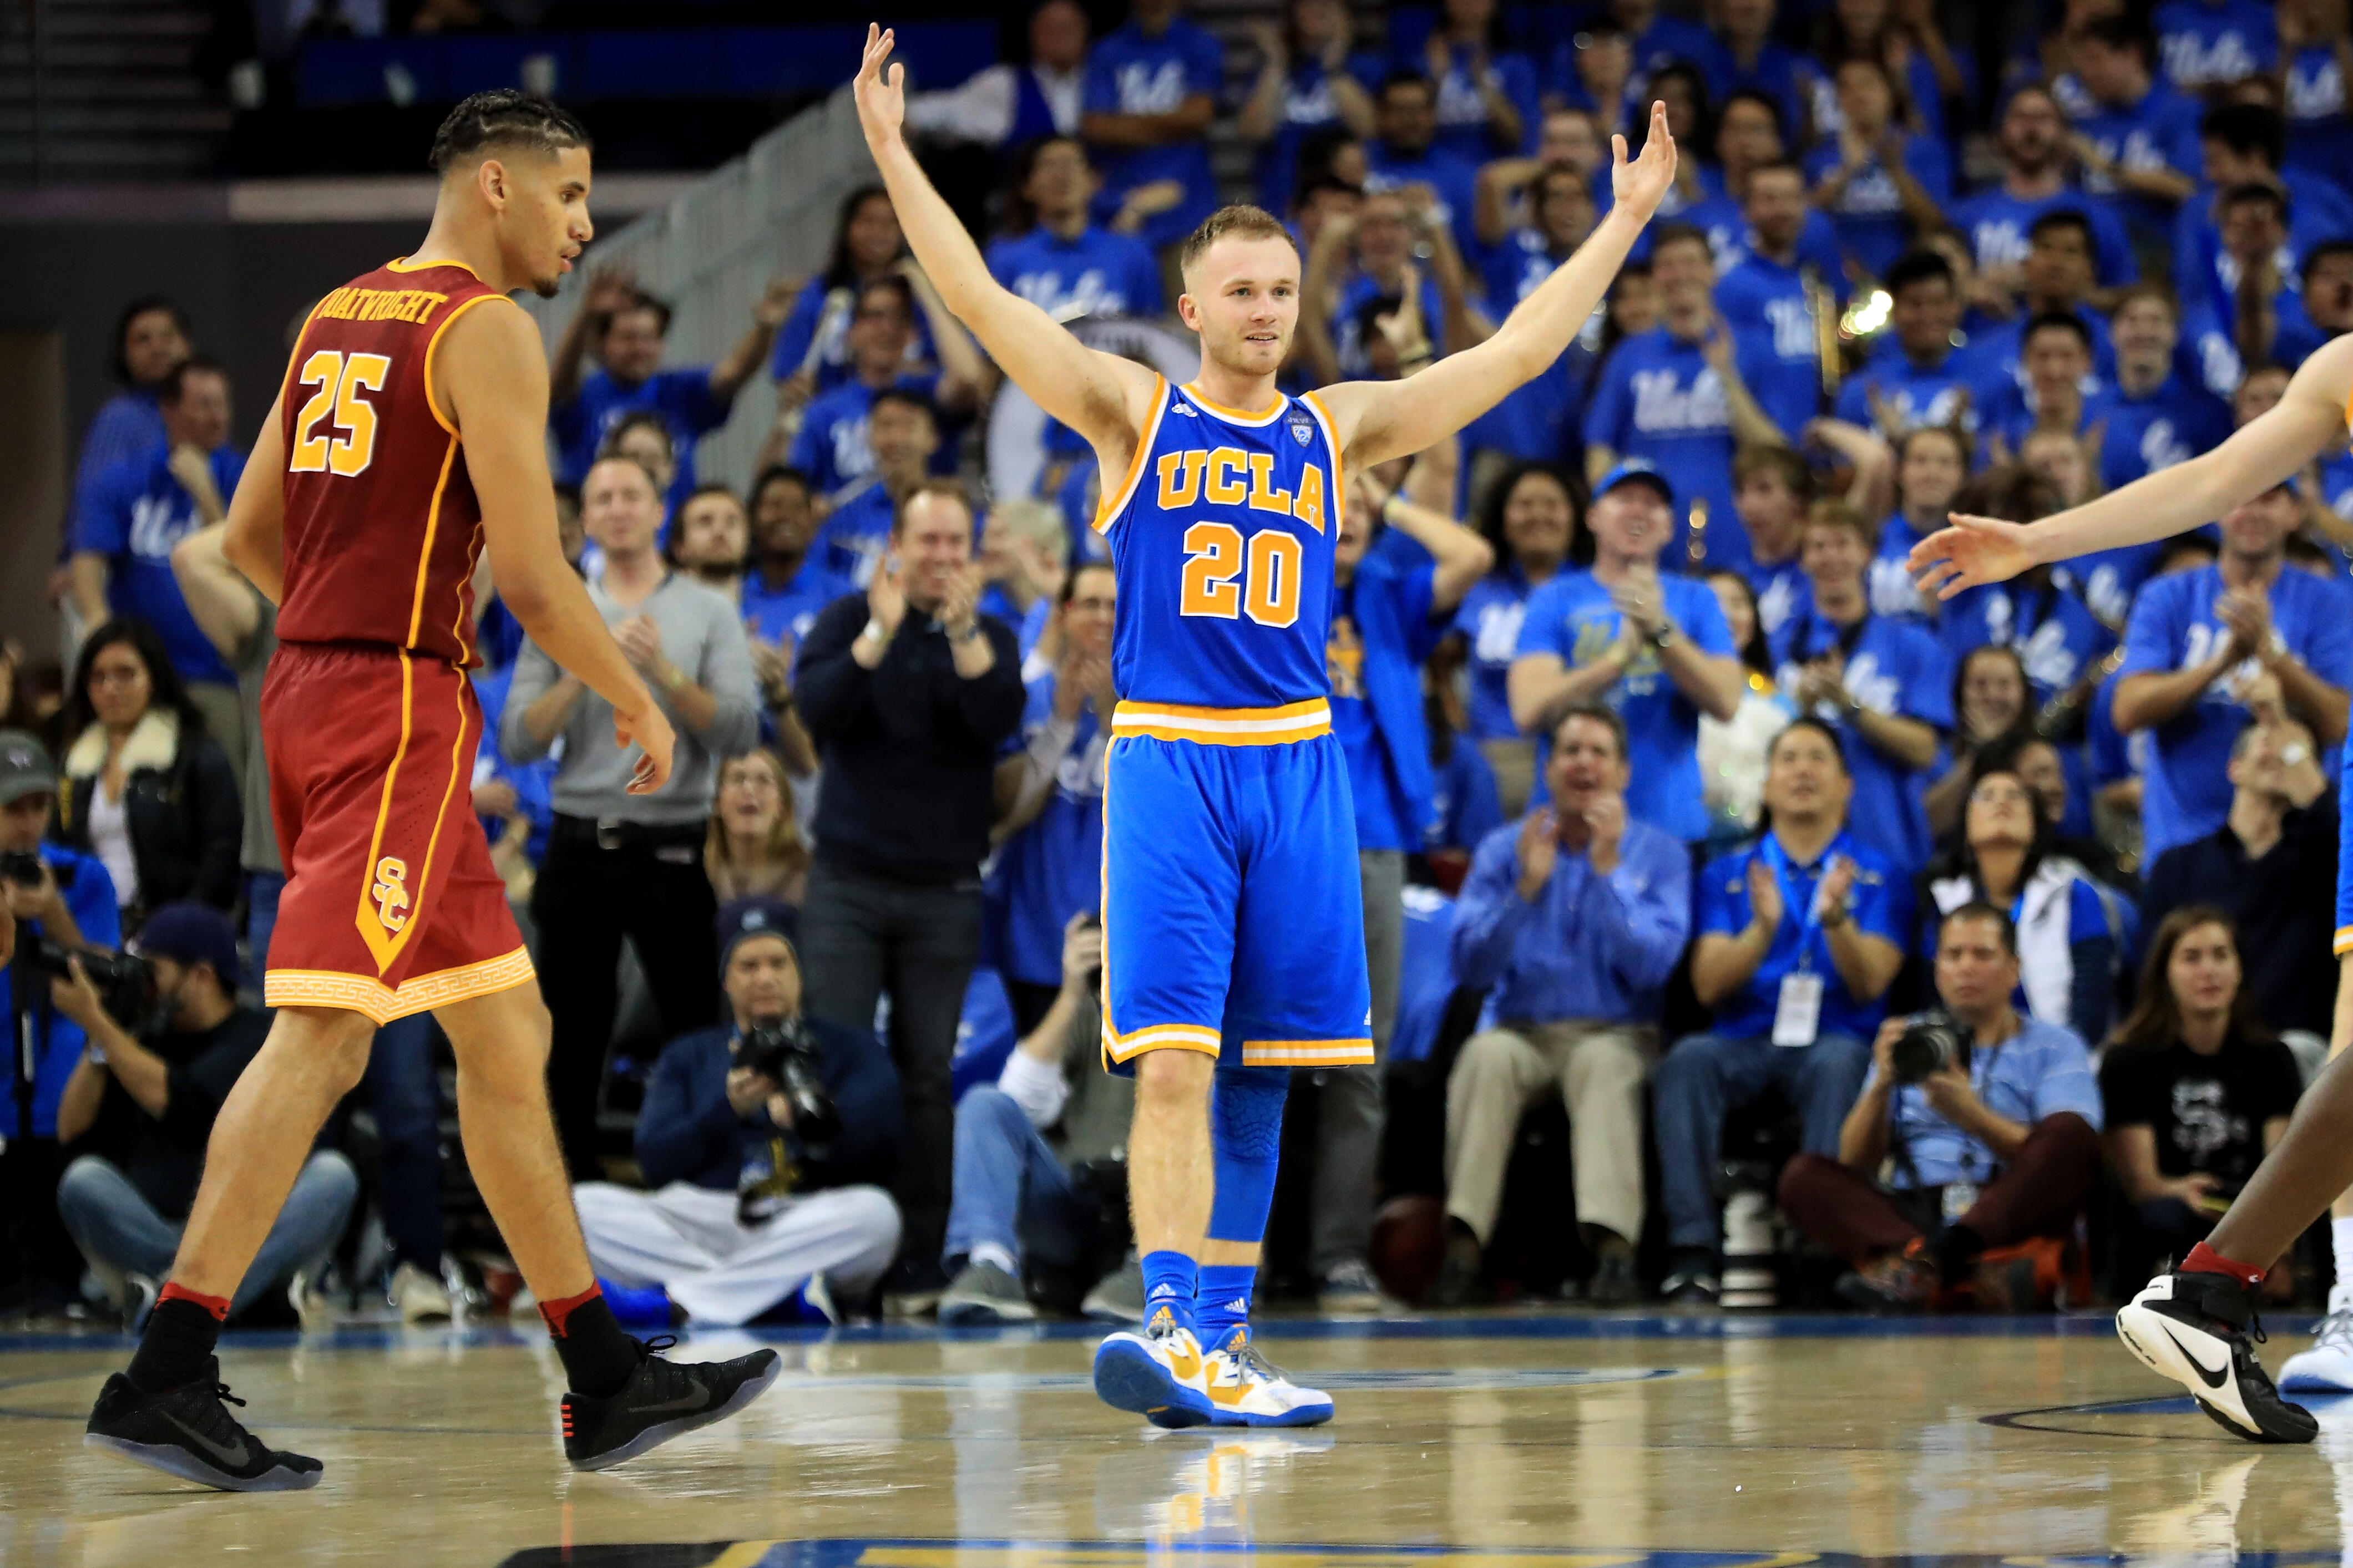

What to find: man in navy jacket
left=574, top=899, right=903, bottom=1325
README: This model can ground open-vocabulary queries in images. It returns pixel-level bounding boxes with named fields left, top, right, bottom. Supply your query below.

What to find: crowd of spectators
left=11, top=0, right=2353, bottom=1325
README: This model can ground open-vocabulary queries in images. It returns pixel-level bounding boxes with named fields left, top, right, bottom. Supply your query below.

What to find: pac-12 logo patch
left=1288, top=407, right=1314, bottom=446
left=371, top=856, right=412, bottom=933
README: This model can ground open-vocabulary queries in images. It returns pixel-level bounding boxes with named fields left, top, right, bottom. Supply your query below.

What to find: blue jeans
left=250, top=869, right=443, bottom=1273
left=57, top=1150, right=358, bottom=1317
left=940, top=1087, right=1095, bottom=1275
left=1653, top=1030, right=1873, bottom=1255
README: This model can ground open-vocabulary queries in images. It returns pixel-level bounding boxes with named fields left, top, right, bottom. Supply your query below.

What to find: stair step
left=0, top=73, right=211, bottom=103
left=0, top=102, right=229, bottom=133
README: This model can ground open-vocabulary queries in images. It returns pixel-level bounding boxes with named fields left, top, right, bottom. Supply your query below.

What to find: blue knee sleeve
left=1206, top=1065, right=1288, bottom=1244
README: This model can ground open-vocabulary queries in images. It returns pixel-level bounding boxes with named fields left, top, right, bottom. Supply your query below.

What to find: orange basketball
left=1370, top=1194, right=1448, bottom=1304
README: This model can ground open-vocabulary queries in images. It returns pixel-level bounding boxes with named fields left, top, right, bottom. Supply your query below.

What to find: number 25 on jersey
left=290, top=349, right=389, bottom=476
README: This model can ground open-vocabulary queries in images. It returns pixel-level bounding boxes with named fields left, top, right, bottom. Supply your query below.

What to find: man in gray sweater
left=503, top=454, right=761, bottom=1179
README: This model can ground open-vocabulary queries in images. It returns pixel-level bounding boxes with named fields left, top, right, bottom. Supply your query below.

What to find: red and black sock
left=126, top=1283, right=228, bottom=1393
left=2182, top=1241, right=2265, bottom=1289
left=540, top=1283, right=638, bottom=1398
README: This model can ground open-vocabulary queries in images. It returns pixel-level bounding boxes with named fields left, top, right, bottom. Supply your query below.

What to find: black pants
left=799, top=859, right=981, bottom=1268
left=533, top=823, right=718, bottom=1180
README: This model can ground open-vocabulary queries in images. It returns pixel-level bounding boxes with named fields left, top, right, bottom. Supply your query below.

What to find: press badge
left=1942, top=1181, right=1979, bottom=1222
left=1772, top=971, right=1823, bottom=1046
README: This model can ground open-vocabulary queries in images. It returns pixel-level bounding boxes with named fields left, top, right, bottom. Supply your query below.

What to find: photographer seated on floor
left=935, top=912, right=1141, bottom=1326
left=1779, top=902, right=2104, bottom=1313
left=53, top=903, right=357, bottom=1326
left=573, top=897, right=903, bottom=1326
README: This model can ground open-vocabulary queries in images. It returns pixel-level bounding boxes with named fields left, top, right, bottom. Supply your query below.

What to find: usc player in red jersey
left=82, top=91, right=780, bottom=1492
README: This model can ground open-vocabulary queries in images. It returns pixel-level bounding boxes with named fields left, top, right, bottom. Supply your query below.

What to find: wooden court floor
left=6, top=1313, right=2353, bottom=1566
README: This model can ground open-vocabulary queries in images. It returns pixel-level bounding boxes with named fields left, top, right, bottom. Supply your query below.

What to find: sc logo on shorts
left=372, top=856, right=412, bottom=933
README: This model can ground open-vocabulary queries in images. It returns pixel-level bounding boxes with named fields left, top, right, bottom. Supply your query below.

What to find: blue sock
left=1195, top=1263, right=1257, bottom=1350
left=1140, top=1250, right=1198, bottom=1334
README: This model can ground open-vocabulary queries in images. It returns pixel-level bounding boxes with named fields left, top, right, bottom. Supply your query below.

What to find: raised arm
left=440, top=300, right=674, bottom=794
left=709, top=277, right=795, bottom=407
left=1911, top=334, right=2353, bottom=598
left=1315, top=102, right=1678, bottom=470
left=855, top=26, right=1158, bottom=461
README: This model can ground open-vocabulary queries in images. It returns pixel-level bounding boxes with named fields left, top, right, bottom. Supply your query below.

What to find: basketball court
left=6, top=1312, right=2348, bottom=1564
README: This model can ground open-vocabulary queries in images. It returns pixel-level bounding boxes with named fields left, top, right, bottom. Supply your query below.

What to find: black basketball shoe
left=84, top=1357, right=324, bottom=1491
left=2116, top=1266, right=2318, bottom=1444
left=561, top=1336, right=783, bottom=1470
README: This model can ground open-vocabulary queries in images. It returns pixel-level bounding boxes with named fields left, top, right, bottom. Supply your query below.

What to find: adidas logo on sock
left=1220, top=1298, right=1249, bottom=1313
left=1147, top=1283, right=1180, bottom=1300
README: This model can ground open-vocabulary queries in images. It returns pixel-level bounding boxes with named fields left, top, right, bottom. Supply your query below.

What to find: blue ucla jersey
left=1095, top=376, right=1342, bottom=714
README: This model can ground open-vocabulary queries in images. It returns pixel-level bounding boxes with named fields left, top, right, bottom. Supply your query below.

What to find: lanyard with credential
left=1759, top=834, right=1825, bottom=972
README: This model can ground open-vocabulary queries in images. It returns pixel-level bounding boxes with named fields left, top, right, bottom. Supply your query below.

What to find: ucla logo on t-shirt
left=1287, top=407, right=1315, bottom=448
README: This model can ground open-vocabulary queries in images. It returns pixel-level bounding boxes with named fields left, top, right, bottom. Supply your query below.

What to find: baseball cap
left=135, top=902, right=241, bottom=988
left=1592, top=458, right=1674, bottom=505
left=716, top=896, right=798, bottom=975
left=0, top=730, right=55, bottom=806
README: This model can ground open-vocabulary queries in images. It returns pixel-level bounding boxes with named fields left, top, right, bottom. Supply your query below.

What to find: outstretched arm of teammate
left=1312, top=103, right=1680, bottom=470
left=853, top=26, right=1158, bottom=459
left=1910, top=333, right=2353, bottom=597
left=441, top=300, right=676, bottom=795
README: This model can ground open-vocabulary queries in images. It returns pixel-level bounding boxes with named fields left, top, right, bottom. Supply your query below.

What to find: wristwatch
left=949, top=621, right=984, bottom=645
left=1646, top=621, right=1678, bottom=649
left=859, top=617, right=888, bottom=646
left=2283, top=741, right=2312, bottom=767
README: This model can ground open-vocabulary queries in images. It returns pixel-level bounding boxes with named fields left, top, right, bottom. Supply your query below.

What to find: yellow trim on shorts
left=1102, top=1022, right=1223, bottom=1067
left=1241, top=1038, right=1374, bottom=1067
left=2336, top=925, right=2353, bottom=957
left=267, top=946, right=535, bottom=1026
left=1111, top=698, right=1331, bottom=745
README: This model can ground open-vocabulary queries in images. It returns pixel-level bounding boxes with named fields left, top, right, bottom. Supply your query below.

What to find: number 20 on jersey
left=1162, top=445, right=1325, bottom=630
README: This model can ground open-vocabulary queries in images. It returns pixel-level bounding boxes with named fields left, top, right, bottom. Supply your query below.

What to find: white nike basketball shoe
left=2116, top=1267, right=2317, bottom=1443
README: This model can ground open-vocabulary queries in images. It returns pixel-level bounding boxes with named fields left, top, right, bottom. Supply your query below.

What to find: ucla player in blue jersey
left=1916, top=331, right=2353, bottom=1445
left=855, top=24, right=1681, bottom=1427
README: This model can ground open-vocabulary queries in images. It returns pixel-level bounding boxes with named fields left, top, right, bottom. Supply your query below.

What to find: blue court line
left=2, top=1308, right=2286, bottom=1356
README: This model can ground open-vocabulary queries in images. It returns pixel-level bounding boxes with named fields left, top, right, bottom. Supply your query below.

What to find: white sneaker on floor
left=2281, top=1286, right=2353, bottom=1391
left=389, top=1261, right=453, bottom=1326
left=1201, top=1328, right=1335, bottom=1427
left=289, top=1271, right=337, bottom=1332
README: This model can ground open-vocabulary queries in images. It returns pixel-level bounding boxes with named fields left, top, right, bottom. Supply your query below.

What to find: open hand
left=615, top=613, right=666, bottom=673
left=1515, top=807, right=1560, bottom=899
left=1815, top=855, right=1857, bottom=923
left=853, top=24, right=908, bottom=152
left=1745, top=856, right=1785, bottom=933
left=1908, top=514, right=2041, bottom=601
left=1610, top=101, right=1678, bottom=220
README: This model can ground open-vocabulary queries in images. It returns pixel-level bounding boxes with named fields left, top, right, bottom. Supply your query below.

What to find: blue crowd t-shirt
left=2074, top=83, right=2204, bottom=236
left=1866, top=515, right=1940, bottom=625
left=2096, top=375, right=2231, bottom=493
left=2055, top=540, right=2169, bottom=633
left=1949, top=185, right=2137, bottom=290
left=550, top=366, right=730, bottom=511
left=1363, top=141, right=1485, bottom=256
left=1717, top=251, right=1827, bottom=442
left=1515, top=569, right=1737, bottom=843
left=1697, top=830, right=1907, bottom=1041
left=986, top=224, right=1163, bottom=322
left=1966, top=305, right=2117, bottom=413
left=1743, top=554, right=1814, bottom=641
left=2173, top=180, right=2353, bottom=331
left=1451, top=567, right=1548, bottom=742
left=2286, top=43, right=2353, bottom=201
left=1683, top=194, right=1849, bottom=282
left=788, top=371, right=945, bottom=501
left=1832, top=345, right=1983, bottom=438
left=1332, top=270, right=1448, bottom=382
left=1329, top=556, right=1444, bottom=852
left=1582, top=328, right=1743, bottom=569
left=766, top=276, right=940, bottom=392
left=1772, top=610, right=1954, bottom=872
left=743, top=555, right=858, bottom=649
left=1800, top=131, right=1953, bottom=282
left=2119, top=562, right=2353, bottom=860
left=811, top=483, right=896, bottom=588
left=2153, top=0, right=2276, bottom=92
left=6, top=843, right=123, bottom=1138
left=1253, top=52, right=1386, bottom=214
left=1083, top=19, right=1224, bottom=251
left=1418, top=40, right=1541, bottom=164
left=1426, top=738, right=1505, bottom=856
left=74, top=443, right=244, bottom=686
left=1940, top=577, right=2116, bottom=702
left=989, top=670, right=1108, bottom=988
left=1696, top=40, right=1811, bottom=149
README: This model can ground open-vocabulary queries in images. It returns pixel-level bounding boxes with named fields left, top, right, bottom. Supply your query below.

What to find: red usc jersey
left=275, top=257, right=508, bottom=667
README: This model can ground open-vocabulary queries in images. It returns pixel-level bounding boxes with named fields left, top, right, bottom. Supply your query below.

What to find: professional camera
left=736, top=1016, right=840, bottom=1159
left=1888, top=1009, right=1970, bottom=1085
left=28, top=938, right=155, bottom=1029
left=0, top=849, right=44, bottom=888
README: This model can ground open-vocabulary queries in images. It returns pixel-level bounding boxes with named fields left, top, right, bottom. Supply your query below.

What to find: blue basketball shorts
left=1100, top=700, right=1373, bottom=1072
left=2336, top=739, right=2353, bottom=958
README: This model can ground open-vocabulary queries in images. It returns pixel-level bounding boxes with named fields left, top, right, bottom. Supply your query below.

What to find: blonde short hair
left=1179, top=205, right=1297, bottom=282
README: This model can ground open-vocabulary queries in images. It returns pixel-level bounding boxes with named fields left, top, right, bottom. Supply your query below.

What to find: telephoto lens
left=1888, top=1012, right=1969, bottom=1085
